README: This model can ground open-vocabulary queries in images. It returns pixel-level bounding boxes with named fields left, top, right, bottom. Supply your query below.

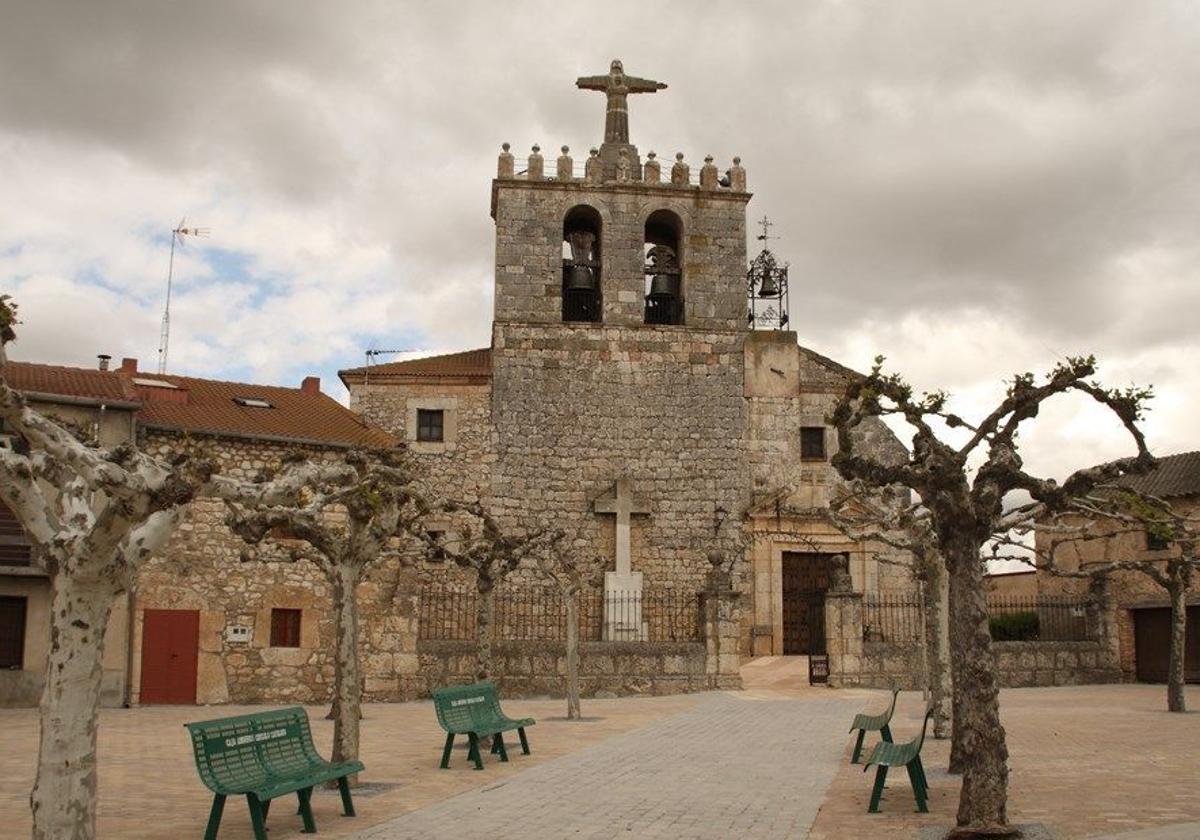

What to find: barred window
left=417, top=409, right=444, bottom=443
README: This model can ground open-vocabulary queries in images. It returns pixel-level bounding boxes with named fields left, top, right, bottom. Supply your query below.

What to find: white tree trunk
left=923, top=553, right=952, bottom=739
left=1167, top=576, right=1188, bottom=714
left=330, top=563, right=362, bottom=781
left=31, top=574, right=119, bottom=840
left=565, top=591, right=581, bottom=720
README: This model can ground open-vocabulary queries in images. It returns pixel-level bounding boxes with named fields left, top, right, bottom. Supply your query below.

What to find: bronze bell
left=757, top=270, right=780, bottom=298
left=564, top=264, right=597, bottom=291
left=648, top=273, right=679, bottom=299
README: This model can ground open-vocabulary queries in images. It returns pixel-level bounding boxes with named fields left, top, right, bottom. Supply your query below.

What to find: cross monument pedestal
left=594, top=477, right=650, bottom=641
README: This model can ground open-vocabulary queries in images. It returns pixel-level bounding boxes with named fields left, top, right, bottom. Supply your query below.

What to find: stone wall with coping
left=992, top=640, right=1121, bottom=687
left=417, top=639, right=709, bottom=697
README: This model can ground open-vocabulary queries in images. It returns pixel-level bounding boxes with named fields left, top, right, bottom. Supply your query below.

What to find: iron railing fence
left=863, top=593, right=924, bottom=644
left=418, top=585, right=704, bottom=643
left=987, top=595, right=1091, bottom=642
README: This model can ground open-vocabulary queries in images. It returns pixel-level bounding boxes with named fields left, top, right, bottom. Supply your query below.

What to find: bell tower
left=488, top=61, right=753, bottom=631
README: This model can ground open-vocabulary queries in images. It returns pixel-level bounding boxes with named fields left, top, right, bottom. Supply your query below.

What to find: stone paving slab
left=351, top=691, right=859, bottom=840
left=1084, top=823, right=1200, bottom=840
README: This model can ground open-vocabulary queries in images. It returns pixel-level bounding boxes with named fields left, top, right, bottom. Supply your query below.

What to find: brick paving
left=1, top=664, right=1197, bottom=839
left=809, top=683, right=1200, bottom=840
left=352, top=690, right=858, bottom=840
left=0, top=693, right=701, bottom=840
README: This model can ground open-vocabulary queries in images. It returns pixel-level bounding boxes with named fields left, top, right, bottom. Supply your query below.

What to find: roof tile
left=2, top=361, right=396, bottom=449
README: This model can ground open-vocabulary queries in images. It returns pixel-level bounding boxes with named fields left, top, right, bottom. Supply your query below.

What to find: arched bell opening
left=643, top=209, right=683, bottom=325
left=562, top=205, right=603, bottom=323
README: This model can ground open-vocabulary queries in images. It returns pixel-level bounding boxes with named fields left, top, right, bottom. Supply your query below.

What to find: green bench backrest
left=433, top=682, right=500, bottom=732
left=912, top=706, right=935, bottom=754
left=185, top=707, right=320, bottom=794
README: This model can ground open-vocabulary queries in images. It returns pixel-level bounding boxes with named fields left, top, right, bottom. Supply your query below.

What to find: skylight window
left=233, top=396, right=274, bottom=408
left=131, top=377, right=179, bottom=389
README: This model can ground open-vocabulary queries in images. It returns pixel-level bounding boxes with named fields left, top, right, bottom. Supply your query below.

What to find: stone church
left=0, top=61, right=918, bottom=709
left=340, top=60, right=913, bottom=664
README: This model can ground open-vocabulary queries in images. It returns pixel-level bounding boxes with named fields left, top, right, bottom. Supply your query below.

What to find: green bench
left=433, top=681, right=534, bottom=771
left=185, top=706, right=363, bottom=840
left=863, top=706, right=934, bottom=814
left=848, top=687, right=899, bottom=764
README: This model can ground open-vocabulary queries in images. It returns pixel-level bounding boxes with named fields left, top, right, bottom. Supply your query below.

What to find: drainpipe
left=123, top=588, right=136, bottom=707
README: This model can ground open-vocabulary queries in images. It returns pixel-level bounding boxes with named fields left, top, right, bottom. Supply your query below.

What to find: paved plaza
left=0, top=662, right=1197, bottom=839
left=353, top=691, right=853, bottom=840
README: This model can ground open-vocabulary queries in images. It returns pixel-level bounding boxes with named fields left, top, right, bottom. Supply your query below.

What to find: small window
left=1146, top=530, right=1171, bottom=551
left=801, top=427, right=827, bottom=460
left=269, top=608, right=302, bottom=648
left=0, top=596, right=26, bottom=669
left=417, top=409, right=444, bottom=442
left=233, top=396, right=273, bottom=408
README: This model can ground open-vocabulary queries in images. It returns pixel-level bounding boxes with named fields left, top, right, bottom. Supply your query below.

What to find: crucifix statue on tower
left=576, top=59, right=668, bottom=145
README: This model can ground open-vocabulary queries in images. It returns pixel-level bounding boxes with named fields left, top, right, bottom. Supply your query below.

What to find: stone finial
left=643, top=150, right=661, bottom=184
left=497, top=142, right=514, bottom=179
left=700, top=154, right=718, bottom=190
left=728, top=155, right=747, bottom=191
left=528, top=144, right=544, bottom=180
left=585, top=147, right=603, bottom=183
left=556, top=145, right=573, bottom=181
left=670, top=152, right=689, bottom=186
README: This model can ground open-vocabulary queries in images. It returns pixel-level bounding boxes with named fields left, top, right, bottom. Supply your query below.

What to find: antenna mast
left=363, top=347, right=414, bottom=387
left=157, top=218, right=209, bottom=374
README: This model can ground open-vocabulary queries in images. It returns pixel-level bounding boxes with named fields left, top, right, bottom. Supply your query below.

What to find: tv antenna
left=157, top=218, right=209, bottom=374
left=362, top=346, right=416, bottom=386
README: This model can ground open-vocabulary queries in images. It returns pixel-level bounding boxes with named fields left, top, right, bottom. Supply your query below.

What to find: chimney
left=120, top=358, right=138, bottom=374
left=300, top=376, right=320, bottom=395
left=97, top=354, right=111, bottom=371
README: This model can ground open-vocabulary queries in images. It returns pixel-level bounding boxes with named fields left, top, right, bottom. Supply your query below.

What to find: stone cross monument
left=594, top=476, right=650, bottom=640
left=576, top=59, right=667, bottom=180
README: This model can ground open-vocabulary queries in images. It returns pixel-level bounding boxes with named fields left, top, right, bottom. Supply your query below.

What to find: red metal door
left=140, top=609, right=199, bottom=704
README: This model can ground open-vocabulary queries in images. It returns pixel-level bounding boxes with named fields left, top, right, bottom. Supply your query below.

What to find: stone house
left=1034, top=451, right=1200, bottom=683
left=0, top=356, right=397, bottom=707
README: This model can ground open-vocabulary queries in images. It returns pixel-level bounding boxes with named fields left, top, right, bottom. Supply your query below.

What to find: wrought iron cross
left=756, top=215, right=777, bottom=243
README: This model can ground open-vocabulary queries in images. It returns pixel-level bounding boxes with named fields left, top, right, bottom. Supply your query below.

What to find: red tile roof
left=1116, top=451, right=1200, bottom=500
left=339, top=348, right=492, bottom=385
left=1, top=361, right=140, bottom=405
left=2, top=361, right=396, bottom=449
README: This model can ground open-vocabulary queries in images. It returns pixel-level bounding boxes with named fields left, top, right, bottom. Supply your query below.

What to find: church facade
left=341, top=61, right=914, bottom=665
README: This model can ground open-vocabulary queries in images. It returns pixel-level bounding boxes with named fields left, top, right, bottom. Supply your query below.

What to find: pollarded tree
left=831, top=355, right=1153, bottom=837
left=533, top=530, right=606, bottom=719
left=827, top=488, right=952, bottom=741
left=1005, top=489, right=1198, bottom=712
left=421, top=501, right=562, bottom=682
left=224, top=448, right=430, bottom=772
left=0, top=298, right=354, bottom=840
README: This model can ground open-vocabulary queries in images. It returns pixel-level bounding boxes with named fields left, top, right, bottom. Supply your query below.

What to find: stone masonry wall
left=134, top=431, right=420, bottom=705
left=348, top=379, right=493, bottom=506
left=417, top=639, right=708, bottom=697
left=492, top=179, right=750, bottom=331
left=490, top=323, right=749, bottom=594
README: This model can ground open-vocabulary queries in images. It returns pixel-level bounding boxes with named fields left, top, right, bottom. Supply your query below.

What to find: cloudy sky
left=1, top=0, right=1197, bottom=483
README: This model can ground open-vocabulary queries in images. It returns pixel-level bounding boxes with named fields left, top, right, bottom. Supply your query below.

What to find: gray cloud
left=0, top=0, right=1197, bottom=476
